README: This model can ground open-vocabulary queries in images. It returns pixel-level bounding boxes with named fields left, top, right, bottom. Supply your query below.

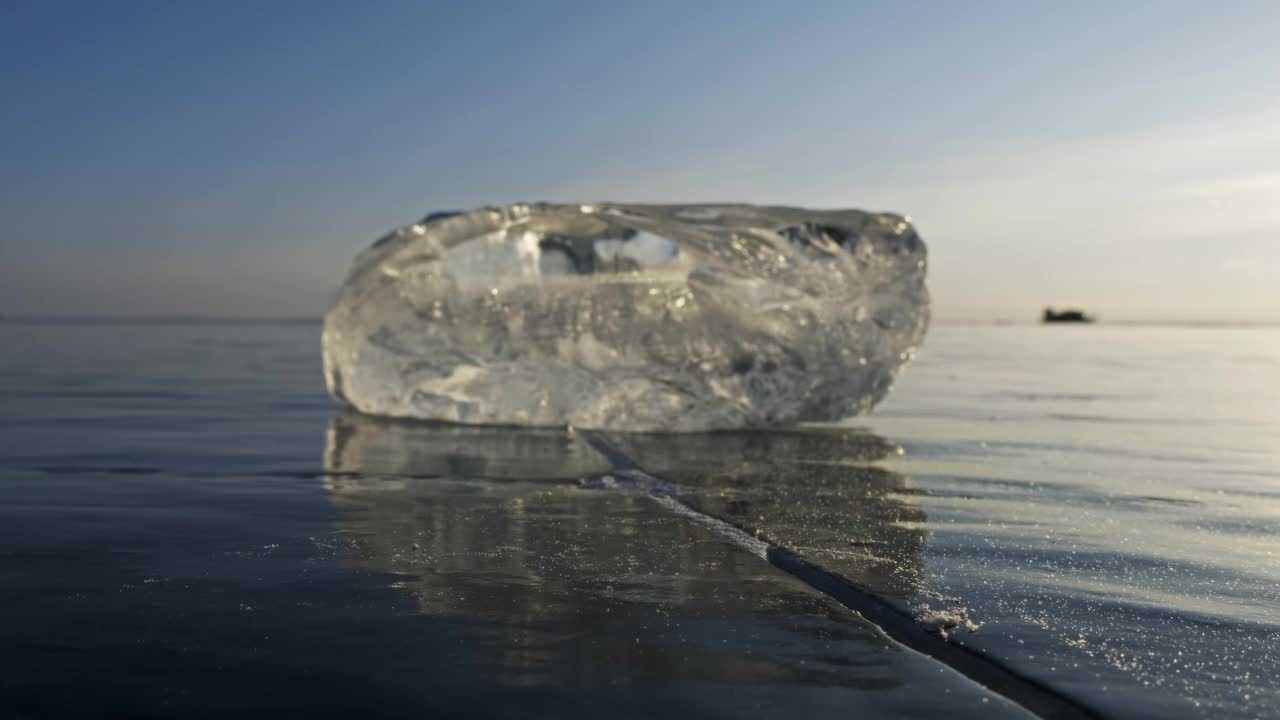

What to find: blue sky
left=2, top=1, right=1277, bottom=321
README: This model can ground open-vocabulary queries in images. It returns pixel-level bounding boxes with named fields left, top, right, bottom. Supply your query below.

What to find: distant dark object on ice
left=1042, top=308, right=1095, bottom=324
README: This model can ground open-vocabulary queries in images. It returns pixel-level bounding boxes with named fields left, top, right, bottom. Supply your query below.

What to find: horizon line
left=3, top=314, right=1279, bottom=329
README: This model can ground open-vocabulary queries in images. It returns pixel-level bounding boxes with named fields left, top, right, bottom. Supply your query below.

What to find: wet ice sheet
left=3, top=321, right=1277, bottom=719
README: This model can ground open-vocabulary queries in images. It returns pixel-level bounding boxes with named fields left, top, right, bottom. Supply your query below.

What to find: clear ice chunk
left=323, top=203, right=929, bottom=431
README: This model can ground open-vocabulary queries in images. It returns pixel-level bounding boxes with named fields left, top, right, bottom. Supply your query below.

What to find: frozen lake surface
left=1, top=322, right=1276, bottom=718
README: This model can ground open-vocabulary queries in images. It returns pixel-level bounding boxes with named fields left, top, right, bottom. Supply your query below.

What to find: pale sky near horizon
left=2, top=1, right=1278, bottom=322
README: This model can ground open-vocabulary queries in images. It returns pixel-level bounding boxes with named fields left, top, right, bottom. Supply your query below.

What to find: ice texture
left=323, top=203, right=929, bottom=431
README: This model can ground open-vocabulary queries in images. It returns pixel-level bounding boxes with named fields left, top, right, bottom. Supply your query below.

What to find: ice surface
left=323, top=203, right=929, bottom=431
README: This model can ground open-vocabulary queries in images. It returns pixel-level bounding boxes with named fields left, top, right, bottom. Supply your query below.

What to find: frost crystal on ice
left=323, top=203, right=929, bottom=431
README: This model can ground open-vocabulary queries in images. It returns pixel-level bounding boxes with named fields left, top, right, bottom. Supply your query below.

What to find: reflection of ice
left=323, top=412, right=608, bottom=483
left=320, top=412, right=932, bottom=689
